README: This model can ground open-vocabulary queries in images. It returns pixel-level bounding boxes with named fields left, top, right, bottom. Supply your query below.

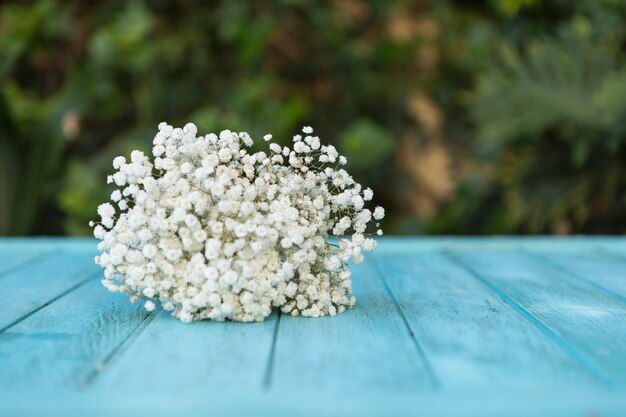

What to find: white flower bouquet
left=92, top=123, right=384, bottom=322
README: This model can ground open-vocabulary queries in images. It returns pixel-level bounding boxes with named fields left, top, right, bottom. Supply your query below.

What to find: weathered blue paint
left=91, top=308, right=277, bottom=393
left=0, top=237, right=625, bottom=417
left=373, top=252, right=600, bottom=391
left=0, top=252, right=99, bottom=331
left=0, top=279, right=149, bottom=389
left=270, top=259, right=435, bottom=394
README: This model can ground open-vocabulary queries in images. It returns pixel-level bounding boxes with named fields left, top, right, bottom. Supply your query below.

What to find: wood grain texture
left=269, top=259, right=435, bottom=394
left=90, top=307, right=278, bottom=394
left=373, top=236, right=622, bottom=253
left=373, top=251, right=599, bottom=391
left=0, top=250, right=53, bottom=276
left=0, top=279, right=149, bottom=388
left=0, top=237, right=96, bottom=253
left=0, top=252, right=99, bottom=331
left=529, top=249, right=626, bottom=302
left=453, top=250, right=626, bottom=386
left=1, top=237, right=626, bottom=417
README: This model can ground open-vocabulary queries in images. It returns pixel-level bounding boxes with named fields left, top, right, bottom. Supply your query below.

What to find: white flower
left=93, top=225, right=105, bottom=239
left=92, top=123, right=384, bottom=323
left=223, top=270, right=238, bottom=285
left=110, top=190, right=122, bottom=202
left=363, top=238, right=377, bottom=251
left=183, top=122, right=197, bottom=136
left=97, top=203, right=115, bottom=219
left=363, top=188, right=373, bottom=201
left=352, top=195, right=364, bottom=210
left=113, top=156, right=126, bottom=169
left=112, top=172, right=126, bottom=186
left=153, top=145, right=165, bottom=156
left=142, top=244, right=157, bottom=259
left=240, top=132, right=253, bottom=147
left=204, top=238, right=221, bottom=259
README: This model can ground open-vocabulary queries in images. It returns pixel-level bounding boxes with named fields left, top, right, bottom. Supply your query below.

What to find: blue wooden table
left=1, top=237, right=626, bottom=416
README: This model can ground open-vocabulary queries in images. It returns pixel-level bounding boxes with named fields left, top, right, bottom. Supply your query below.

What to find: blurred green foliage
left=434, top=0, right=626, bottom=233
left=1, top=0, right=626, bottom=235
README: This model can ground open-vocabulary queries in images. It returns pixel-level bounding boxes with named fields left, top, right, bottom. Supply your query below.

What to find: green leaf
left=339, top=120, right=394, bottom=171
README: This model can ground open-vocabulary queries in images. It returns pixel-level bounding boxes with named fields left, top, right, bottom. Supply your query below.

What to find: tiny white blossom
left=112, top=156, right=126, bottom=169
left=92, top=124, right=383, bottom=323
left=142, top=244, right=157, bottom=259
left=93, top=225, right=105, bottom=239
left=97, top=203, right=115, bottom=219
left=110, top=190, right=122, bottom=202
left=183, top=122, right=197, bottom=136
left=363, top=188, right=373, bottom=201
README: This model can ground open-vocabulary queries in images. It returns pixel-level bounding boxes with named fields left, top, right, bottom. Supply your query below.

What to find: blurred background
left=1, top=0, right=626, bottom=236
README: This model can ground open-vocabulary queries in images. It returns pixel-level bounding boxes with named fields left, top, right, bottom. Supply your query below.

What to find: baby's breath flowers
left=91, top=123, right=384, bottom=322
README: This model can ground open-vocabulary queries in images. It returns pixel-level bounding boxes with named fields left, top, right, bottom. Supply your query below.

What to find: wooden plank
left=89, top=308, right=278, bottom=393
left=0, top=237, right=98, bottom=278
left=0, top=237, right=97, bottom=253
left=595, top=240, right=626, bottom=255
left=2, top=237, right=626, bottom=416
left=0, top=252, right=99, bottom=331
left=373, top=251, right=599, bottom=391
left=528, top=250, right=626, bottom=302
left=268, top=259, right=435, bottom=394
left=452, top=250, right=626, bottom=386
left=372, top=236, right=626, bottom=254
left=3, top=389, right=626, bottom=417
left=0, top=279, right=149, bottom=389
left=0, top=251, right=54, bottom=276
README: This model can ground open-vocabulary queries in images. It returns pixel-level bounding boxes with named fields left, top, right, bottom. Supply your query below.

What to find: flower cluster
left=92, top=123, right=384, bottom=322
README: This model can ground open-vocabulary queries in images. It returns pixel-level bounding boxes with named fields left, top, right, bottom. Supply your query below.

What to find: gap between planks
left=594, top=246, right=626, bottom=264
left=0, top=271, right=97, bottom=333
left=262, top=311, right=282, bottom=390
left=370, top=256, right=442, bottom=390
left=0, top=249, right=59, bottom=280
left=444, top=250, right=616, bottom=388
left=82, top=308, right=158, bottom=386
left=522, top=249, right=626, bottom=306
left=7, top=240, right=624, bottom=392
